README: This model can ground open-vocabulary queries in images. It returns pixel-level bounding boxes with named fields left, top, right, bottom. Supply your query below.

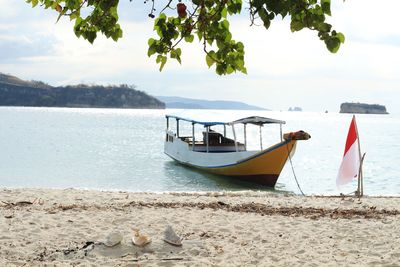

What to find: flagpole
left=354, top=115, right=363, bottom=197
left=359, top=153, right=366, bottom=196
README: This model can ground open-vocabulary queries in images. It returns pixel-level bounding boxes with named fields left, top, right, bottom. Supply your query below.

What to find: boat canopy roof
left=166, top=113, right=285, bottom=126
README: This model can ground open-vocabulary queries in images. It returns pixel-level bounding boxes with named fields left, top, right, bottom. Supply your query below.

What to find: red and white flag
left=337, top=116, right=361, bottom=187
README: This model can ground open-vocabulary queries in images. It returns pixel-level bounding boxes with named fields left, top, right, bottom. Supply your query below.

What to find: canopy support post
left=232, top=124, right=238, bottom=152
left=166, top=117, right=169, bottom=130
left=244, top=123, right=247, bottom=151
left=259, top=125, right=263, bottom=150
left=192, top=123, right=195, bottom=151
left=206, top=126, right=209, bottom=153
left=176, top=119, right=179, bottom=138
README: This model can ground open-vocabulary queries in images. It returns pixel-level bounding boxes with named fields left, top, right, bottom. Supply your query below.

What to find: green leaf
left=290, top=20, right=304, bottom=32
left=221, top=7, right=227, bottom=18
left=70, top=11, right=79, bottom=21
left=159, top=56, right=167, bottom=71
left=148, top=46, right=156, bottom=57
left=175, top=48, right=182, bottom=57
left=111, top=28, right=123, bottom=41
left=221, top=20, right=229, bottom=30
left=216, top=40, right=225, bottom=50
left=197, top=31, right=203, bottom=41
left=321, top=0, right=331, bottom=16
left=326, top=37, right=340, bottom=53
left=263, top=18, right=271, bottom=30
left=236, top=42, right=244, bottom=51
left=224, top=32, right=232, bottom=42
left=216, top=64, right=225, bottom=75
left=258, top=8, right=271, bottom=29
left=148, top=38, right=156, bottom=46
left=86, top=31, right=97, bottom=44
left=184, top=35, right=194, bottom=43
left=226, top=65, right=234, bottom=74
left=206, top=54, right=214, bottom=68
left=317, top=23, right=332, bottom=32
left=336, top=32, right=345, bottom=43
left=170, top=48, right=181, bottom=64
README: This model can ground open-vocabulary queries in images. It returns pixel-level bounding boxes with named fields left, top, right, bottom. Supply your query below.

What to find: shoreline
left=3, top=185, right=400, bottom=198
left=1, top=188, right=399, bottom=266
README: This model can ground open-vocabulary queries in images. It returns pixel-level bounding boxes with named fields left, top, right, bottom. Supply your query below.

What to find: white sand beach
left=1, top=188, right=399, bottom=266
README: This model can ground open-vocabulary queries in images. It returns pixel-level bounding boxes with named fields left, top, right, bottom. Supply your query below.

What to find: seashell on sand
left=132, top=229, right=151, bottom=247
left=104, top=231, right=123, bottom=247
left=163, top=225, right=182, bottom=246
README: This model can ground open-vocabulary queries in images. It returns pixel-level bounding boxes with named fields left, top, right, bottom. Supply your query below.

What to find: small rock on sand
left=104, top=231, right=123, bottom=247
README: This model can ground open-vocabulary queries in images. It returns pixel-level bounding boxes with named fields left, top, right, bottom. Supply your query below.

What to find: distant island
left=0, top=73, right=165, bottom=109
left=156, top=96, right=267, bottom=110
left=288, top=107, right=302, bottom=112
left=340, top=102, right=389, bottom=114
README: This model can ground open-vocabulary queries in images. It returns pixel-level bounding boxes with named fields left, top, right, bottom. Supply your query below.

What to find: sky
left=1, top=0, right=399, bottom=113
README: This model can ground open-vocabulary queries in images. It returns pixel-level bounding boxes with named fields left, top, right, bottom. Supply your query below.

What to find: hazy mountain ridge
left=157, top=96, right=267, bottom=110
left=0, top=73, right=165, bottom=109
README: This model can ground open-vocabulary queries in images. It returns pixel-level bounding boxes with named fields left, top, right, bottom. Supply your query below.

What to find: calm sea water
left=0, top=107, right=399, bottom=196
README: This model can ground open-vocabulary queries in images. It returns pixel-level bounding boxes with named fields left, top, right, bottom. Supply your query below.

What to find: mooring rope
left=286, top=142, right=305, bottom=196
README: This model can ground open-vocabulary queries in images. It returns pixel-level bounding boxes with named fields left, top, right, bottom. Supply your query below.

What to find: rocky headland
left=0, top=73, right=165, bottom=109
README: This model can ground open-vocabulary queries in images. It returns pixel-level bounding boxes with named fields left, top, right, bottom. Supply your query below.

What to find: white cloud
left=0, top=0, right=18, bottom=18
left=332, top=0, right=400, bottom=45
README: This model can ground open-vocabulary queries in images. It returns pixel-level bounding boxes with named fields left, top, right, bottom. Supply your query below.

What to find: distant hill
left=157, top=96, right=267, bottom=110
left=340, top=102, right=388, bottom=114
left=0, top=73, right=165, bottom=109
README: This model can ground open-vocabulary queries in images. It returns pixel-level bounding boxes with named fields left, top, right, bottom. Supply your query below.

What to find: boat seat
left=203, top=130, right=223, bottom=145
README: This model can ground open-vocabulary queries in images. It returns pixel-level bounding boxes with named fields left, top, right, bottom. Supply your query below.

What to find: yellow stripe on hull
left=198, top=140, right=297, bottom=185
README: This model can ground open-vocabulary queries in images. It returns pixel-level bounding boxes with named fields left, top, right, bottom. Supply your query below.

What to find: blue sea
left=0, top=107, right=399, bottom=196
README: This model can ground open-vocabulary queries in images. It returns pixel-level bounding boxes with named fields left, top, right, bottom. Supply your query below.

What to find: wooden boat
left=164, top=114, right=310, bottom=187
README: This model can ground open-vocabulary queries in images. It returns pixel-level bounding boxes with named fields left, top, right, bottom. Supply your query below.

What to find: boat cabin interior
left=179, top=130, right=246, bottom=152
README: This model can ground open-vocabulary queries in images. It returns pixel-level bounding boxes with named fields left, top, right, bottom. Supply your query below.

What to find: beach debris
left=32, top=198, right=44, bottom=205
left=81, top=241, right=95, bottom=250
left=4, top=213, right=14, bottom=219
left=104, top=231, right=123, bottom=247
left=199, top=231, right=211, bottom=238
left=213, top=245, right=224, bottom=254
left=163, top=225, right=182, bottom=246
left=132, top=229, right=151, bottom=247
left=1, top=200, right=33, bottom=207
